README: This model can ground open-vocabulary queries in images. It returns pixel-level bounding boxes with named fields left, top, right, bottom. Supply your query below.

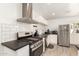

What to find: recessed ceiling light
left=52, top=13, right=55, bottom=16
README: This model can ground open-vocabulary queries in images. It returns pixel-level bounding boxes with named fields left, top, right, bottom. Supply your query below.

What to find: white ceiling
left=33, top=3, right=79, bottom=20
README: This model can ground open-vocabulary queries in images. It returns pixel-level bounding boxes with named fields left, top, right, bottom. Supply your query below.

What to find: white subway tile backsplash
left=1, top=24, right=18, bottom=42
left=0, top=25, right=1, bottom=43
left=0, top=23, right=45, bottom=43
left=0, top=23, right=32, bottom=43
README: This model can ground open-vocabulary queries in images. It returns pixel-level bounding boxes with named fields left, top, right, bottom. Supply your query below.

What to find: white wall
left=0, top=3, right=21, bottom=24
left=0, top=3, right=32, bottom=43
left=0, top=3, right=47, bottom=43
left=48, top=16, right=79, bottom=31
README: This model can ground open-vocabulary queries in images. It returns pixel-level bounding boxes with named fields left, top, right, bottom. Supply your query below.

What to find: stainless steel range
left=29, top=39, right=43, bottom=56
left=17, top=32, right=43, bottom=56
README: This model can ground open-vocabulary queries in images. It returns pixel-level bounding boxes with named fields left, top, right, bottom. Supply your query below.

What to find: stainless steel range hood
left=17, top=3, right=39, bottom=24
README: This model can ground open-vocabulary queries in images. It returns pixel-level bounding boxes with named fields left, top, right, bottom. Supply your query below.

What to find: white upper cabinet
left=32, top=10, right=48, bottom=25
left=32, top=3, right=48, bottom=25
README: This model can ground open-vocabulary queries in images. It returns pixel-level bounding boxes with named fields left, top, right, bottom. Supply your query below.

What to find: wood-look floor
left=42, top=44, right=78, bottom=56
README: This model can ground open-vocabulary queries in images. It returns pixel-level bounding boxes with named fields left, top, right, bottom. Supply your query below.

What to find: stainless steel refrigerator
left=58, top=24, right=70, bottom=47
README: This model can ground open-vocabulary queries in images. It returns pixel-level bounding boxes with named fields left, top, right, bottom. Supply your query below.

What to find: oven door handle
left=31, top=43, right=43, bottom=52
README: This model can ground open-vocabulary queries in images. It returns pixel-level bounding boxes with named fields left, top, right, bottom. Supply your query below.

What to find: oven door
left=30, top=44, right=43, bottom=56
left=30, top=40, right=43, bottom=56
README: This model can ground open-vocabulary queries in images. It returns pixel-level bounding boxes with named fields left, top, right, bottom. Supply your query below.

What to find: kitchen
left=0, top=3, right=79, bottom=56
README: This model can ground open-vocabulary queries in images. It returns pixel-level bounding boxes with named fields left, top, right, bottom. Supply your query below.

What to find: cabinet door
left=2, top=45, right=16, bottom=56
left=17, top=45, right=29, bottom=56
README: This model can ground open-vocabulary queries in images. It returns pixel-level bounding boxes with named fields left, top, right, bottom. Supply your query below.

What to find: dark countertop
left=1, top=36, right=42, bottom=51
left=39, top=34, right=57, bottom=38
left=1, top=39, right=29, bottom=51
left=39, top=34, right=48, bottom=38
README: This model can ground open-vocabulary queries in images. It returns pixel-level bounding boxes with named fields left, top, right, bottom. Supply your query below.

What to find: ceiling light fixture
left=52, top=13, right=55, bottom=16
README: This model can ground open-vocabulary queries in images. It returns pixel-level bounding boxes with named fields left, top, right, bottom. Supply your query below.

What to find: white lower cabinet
left=2, top=45, right=29, bottom=56
left=16, top=45, right=29, bottom=56
left=46, top=34, right=57, bottom=46
left=0, top=44, right=4, bottom=56
left=70, top=33, right=79, bottom=45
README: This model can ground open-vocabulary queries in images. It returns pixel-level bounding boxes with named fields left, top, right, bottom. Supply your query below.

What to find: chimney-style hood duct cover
left=17, top=3, right=39, bottom=24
